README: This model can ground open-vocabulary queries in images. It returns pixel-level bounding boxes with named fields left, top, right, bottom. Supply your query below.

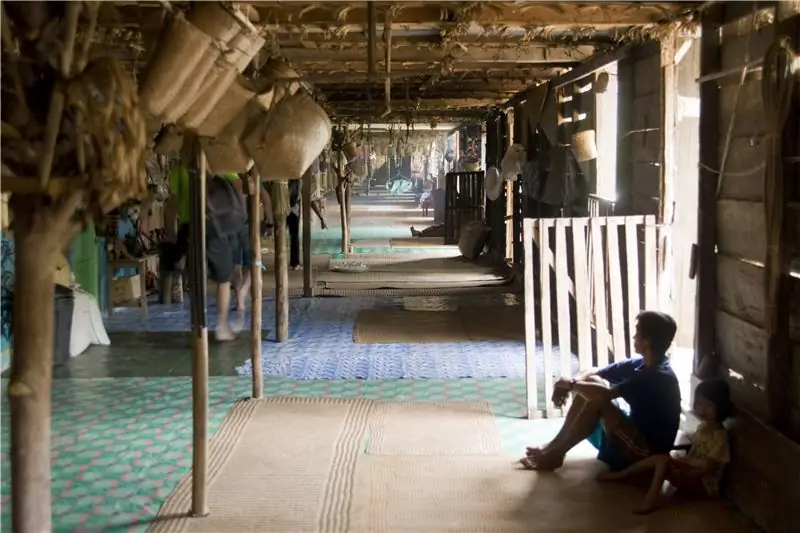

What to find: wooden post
left=766, top=3, right=800, bottom=433
left=338, top=178, right=350, bottom=255
left=187, top=141, right=209, bottom=517
left=345, top=180, right=353, bottom=253
left=659, top=30, right=678, bottom=314
left=274, top=182, right=289, bottom=342
left=8, top=207, right=57, bottom=533
left=249, top=174, right=263, bottom=398
left=695, top=5, right=723, bottom=379
left=302, top=169, right=313, bottom=297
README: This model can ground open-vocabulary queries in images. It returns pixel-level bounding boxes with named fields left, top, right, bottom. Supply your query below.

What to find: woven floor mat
left=365, top=401, right=502, bottom=456
left=353, top=306, right=524, bottom=343
left=147, top=397, right=371, bottom=533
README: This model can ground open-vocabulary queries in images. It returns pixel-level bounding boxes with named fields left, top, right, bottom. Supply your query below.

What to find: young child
left=598, top=379, right=732, bottom=514
left=420, top=187, right=433, bottom=217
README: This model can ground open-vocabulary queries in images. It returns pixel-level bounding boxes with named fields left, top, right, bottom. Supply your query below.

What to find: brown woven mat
left=147, top=397, right=371, bottom=533
left=352, top=306, right=525, bottom=343
left=365, top=401, right=503, bottom=456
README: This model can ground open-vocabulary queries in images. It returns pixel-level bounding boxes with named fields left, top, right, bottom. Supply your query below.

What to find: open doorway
left=670, top=37, right=701, bottom=348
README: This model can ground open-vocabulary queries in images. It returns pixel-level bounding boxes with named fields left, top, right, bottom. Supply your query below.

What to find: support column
left=302, top=169, right=313, bottom=297
left=274, top=182, right=290, bottom=342
left=188, top=140, right=209, bottom=517
left=249, top=174, right=263, bottom=398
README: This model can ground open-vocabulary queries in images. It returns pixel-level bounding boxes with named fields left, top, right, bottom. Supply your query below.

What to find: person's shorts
left=586, top=400, right=650, bottom=471
left=207, top=232, right=238, bottom=283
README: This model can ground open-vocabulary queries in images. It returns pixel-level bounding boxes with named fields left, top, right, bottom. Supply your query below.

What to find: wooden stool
left=107, top=253, right=158, bottom=317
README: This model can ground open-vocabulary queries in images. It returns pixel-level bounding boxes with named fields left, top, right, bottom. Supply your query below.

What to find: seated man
left=521, top=311, right=681, bottom=473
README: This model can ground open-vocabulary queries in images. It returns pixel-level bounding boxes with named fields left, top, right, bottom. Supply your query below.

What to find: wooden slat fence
left=522, top=214, right=660, bottom=418
left=444, top=171, right=485, bottom=244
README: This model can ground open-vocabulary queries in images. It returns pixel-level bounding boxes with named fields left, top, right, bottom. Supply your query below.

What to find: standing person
left=206, top=173, right=247, bottom=341
left=520, top=311, right=681, bottom=473
left=286, top=179, right=327, bottom=270
left=160, top=161, right=191, bottom=304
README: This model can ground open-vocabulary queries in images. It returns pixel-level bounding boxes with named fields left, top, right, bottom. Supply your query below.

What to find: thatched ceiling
left=102, top=1, right=701, bottom=123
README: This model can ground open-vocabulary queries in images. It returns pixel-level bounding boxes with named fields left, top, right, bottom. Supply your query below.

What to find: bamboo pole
left=302, top=169, right=313, bottom=297
left=8, top=217, right=56, bottom=533
left=188, top=141, right=209, bottom=517
left=338, top=179, right=350, bottom=255
left=274, top=182, right=289, bottom=342
left=249, top=174, right=263, bottom=398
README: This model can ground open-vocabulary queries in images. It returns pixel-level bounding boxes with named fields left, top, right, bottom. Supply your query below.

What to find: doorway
left=670, top=37, right=701, bottom=348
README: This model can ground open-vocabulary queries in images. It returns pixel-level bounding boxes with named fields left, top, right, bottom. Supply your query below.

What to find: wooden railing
left=522, top=215, right=660, bottom=418
left=444, top=171, right=485, bottom=244
left=588, top=194, right=617, bottom=217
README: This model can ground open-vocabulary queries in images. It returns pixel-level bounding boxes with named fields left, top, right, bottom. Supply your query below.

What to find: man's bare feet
left=216, top=324, right=235, bottom=342
left=519, top=451, right=564, bottom=471
left=525, top=446, right=546, bottom=458
left=231, top=309, right=246, bottom=334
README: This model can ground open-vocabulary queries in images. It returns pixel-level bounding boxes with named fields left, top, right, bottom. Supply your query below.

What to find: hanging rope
left=761, top=34, right=798, bottom=333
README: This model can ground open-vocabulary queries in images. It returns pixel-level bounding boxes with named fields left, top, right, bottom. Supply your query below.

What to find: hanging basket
left=243, top=92, right=332, bottom=181
left=199, top=102, right=254, bottom=173
left=188, top=2, right=249, bottom=45
left=138, top=14, right=213, bottom=117
left=260, top=59, right=301, bottom=106
left=160, top=46, right=220, bottom=124
left=571, top=130, right=598, bottom=162
left=192, top=75, right=256, bottom=138
left=342, top=141, right=359, bottom=161
left=178, top=60, right=238, bottom=131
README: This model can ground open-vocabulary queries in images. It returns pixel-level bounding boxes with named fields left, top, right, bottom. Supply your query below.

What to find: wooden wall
left=698, top=3, right=800, bottom=532
left=617, top=41, right=662, bottom=215
left=707, top=3, right=800, bottom=438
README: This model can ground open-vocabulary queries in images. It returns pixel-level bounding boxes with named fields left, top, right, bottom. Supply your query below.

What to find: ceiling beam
left=280, top=44, right=596, bottom=63
left=274, top=33, right=616, bottom=47
left=251, top=2, right=691, bottom=28
left=328, top=98, right=505, bottom=110
left=282, top=68, right=566, bottom=83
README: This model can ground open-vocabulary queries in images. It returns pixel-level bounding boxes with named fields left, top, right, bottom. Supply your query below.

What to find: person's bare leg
left=526, top=395, right=588, bottom=457
left=232, top=268, right=251, bottom=333
left=633, top=455, right=670, bottom=514
left=216, top=281, right=234, bottom=341
left=521, top=396, right=602, bottom=471
left=597, top=454, right=663, bottom=482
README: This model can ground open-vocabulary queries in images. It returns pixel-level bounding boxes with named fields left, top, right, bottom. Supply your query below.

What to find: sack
left=206, top=175, right=246, bottom=237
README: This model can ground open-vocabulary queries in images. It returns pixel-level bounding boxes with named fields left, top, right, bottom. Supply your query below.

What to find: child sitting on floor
left=598, top=379, right=732, bottom=514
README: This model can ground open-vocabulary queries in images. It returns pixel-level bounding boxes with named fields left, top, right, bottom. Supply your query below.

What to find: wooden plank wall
left=699, top=4, right=800, bottom=533
left=711, top=4, right=800, bottom=434
left=617, top=41, right=662, bottom=215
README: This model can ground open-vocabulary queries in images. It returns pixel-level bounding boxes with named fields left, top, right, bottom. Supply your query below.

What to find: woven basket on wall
left=161, top=46, right=220, bottom=124
left=243, top=92, right=332, bottom=182
left=571, top=130, right=598, bottom=162
left=138, top=14, right=212, bottom=117
left=192, top=75, right=256, bottom=138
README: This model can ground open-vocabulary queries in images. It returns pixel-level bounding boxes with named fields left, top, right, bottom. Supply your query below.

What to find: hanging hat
left=485, top=166, right=503, bottom=201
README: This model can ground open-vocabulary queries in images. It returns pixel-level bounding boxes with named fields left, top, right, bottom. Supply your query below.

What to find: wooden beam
left=275, top=33, right=616, bottom=47
left=274, top=183, right=290, bottom=342
left=289, top=68, right=566, bottom=83
left=251, top=2, right=691, bottom=27
left=766, top=2, right=800, bottom=435
left=249, top=174, right=263, bottom=399
left=281, top=44, right=595, bottom=64
left=550, top=44, right=633, bottom=90
left=695, top=4, right=723, bottom=379
left=329, top=97, right=506, bottom=110
left=301, top=169, right=313, bottom=297
left=188, top=141, right=209, bottom=518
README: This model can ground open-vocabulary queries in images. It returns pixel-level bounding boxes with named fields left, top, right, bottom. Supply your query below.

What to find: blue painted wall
left=1, top=233, right=14, bottom=370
